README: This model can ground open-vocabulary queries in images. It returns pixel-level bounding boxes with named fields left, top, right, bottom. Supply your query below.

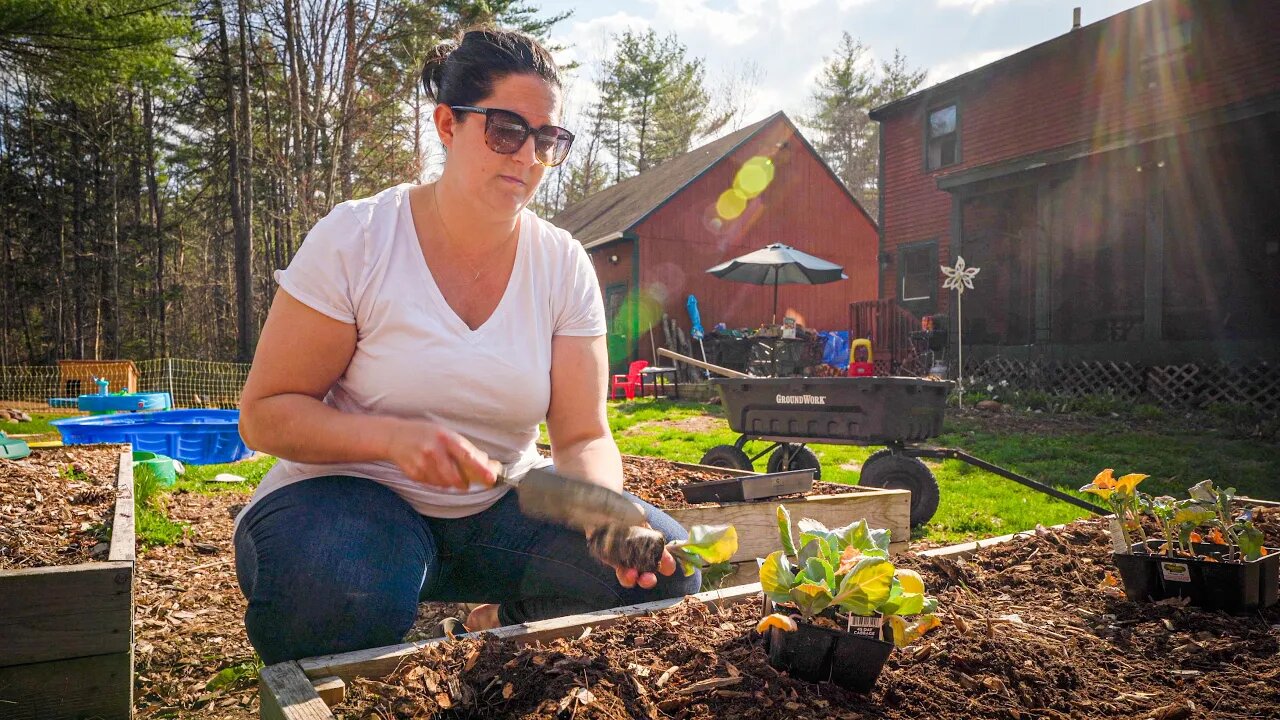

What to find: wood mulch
left=333, top=514, right=1280, bottom=719
left=620, top=454, right=849, bottom=509
left=10, top=445, right=1278, bottom=719
left=0, top=444, right=126, bottom=570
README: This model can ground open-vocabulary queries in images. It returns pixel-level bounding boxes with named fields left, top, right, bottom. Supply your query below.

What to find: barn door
left=603, top=283, right=631, bottom=376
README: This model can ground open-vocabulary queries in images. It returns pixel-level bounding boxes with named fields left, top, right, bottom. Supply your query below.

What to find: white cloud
left=927, top=46, right=1020, bottom=83
left=936, top=0, right=1013, bottom=13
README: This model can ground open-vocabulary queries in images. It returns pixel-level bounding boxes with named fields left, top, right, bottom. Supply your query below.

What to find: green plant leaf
left=878, top=586, right=925, bottom=616
left=829, top=519, right=870, bottom=551
left=777, top=506, right=797, bottom=558
left=867, top=528, right=892, bottom=555
left=698, top=561, right=734, bottom=592
left=832, top=557, right=894, bottom=615
left=788, top=582, right=833, bottom=620
left=803, top=556, right=835, bottom=590
left=1187, top=479, right=1217, bottom=504
left=886, top=614, right=941, bottom=648
left=797, top=537, right=831, bottom=567
left=1236, top=524, right=1266, bottom=561
left=676, top=525, right=738, bottom=563
left=759, top=550, right=796, bottom=602
left=1173, top=504, right=1215, bottom=527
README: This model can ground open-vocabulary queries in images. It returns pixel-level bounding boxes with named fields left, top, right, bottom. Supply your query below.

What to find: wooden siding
left=636, top=119, right=878, bottom=349
left=879, top=0, right=1280, bottom=307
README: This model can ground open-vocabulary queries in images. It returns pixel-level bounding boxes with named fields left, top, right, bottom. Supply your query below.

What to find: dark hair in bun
left=420, top=27, right=561, bottom=108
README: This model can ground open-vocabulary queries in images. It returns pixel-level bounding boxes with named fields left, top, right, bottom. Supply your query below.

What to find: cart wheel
left=700, top=444, right=753, bottom=471
left=766, top=444, right=822, bottom=479
left=859, top=450, right=939, bottom=526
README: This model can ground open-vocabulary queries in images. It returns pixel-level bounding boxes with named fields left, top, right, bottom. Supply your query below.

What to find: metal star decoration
left=941, top=256, right=980, bottom=294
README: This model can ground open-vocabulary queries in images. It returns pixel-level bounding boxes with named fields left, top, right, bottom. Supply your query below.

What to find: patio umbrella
left=706, top=243, right=847, bottom=323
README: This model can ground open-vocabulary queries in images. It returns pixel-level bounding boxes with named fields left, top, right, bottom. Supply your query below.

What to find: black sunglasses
left=451, top=105, right=575, bottom=167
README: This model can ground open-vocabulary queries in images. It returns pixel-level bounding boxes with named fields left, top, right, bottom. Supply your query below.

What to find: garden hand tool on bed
left=504, top=467, right=667, bottom=574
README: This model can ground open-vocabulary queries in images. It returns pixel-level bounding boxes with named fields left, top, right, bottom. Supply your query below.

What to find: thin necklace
left=432, top=183, right=515, bottom=282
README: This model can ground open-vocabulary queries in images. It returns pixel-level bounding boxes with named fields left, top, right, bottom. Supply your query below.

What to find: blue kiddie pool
left=52, top=409, right=252, bottom=465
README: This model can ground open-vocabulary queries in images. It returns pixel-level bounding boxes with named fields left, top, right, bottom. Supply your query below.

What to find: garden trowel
left=503, top=466, right=645, bottom=532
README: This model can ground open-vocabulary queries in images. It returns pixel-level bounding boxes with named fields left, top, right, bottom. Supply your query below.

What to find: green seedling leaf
left=877, top=579, right=927, bottom=616
left=832, top=557, right=893, bottom=616
left=886, top=614, right=941, bottom=648
left=830, top=519, right=870, bottom=551
left=759, top=550, right=797, bottom=602
left=1188, top=479, right=1216, bottom=504
left=1173, top=504, right=1215, bottom=527
left=867, top=528, right=892, bottom=556
left=1236, top=524, right=1266, bottom=561
left=802, top=556, right=835, bottom=590
left=788, top=582, right=833, bottom=620
left=797, top=536, right=832, bottom=568
left=699, top=561, right=734, bottom=592
left=668, top=525, right=739, bottom=576
left=777, top=506, right=797, bottom=558
left=796, top=518, right=831, bottom=535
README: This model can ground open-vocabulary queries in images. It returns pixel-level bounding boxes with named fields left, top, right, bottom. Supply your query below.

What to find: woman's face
left=437, top=72, right=562, bottom=216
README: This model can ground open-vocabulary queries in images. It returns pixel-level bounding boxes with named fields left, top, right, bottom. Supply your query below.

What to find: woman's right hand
left=385, top=419, right=502, bottom=491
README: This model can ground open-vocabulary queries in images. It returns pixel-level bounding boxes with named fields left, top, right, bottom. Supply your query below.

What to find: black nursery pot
left=764, top=613, right=894, bottom=693
left=1113, top=541, right=1280, bottom=612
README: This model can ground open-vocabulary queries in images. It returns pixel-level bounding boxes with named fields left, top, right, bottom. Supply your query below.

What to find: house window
left=926, top=104, right=959, bottom=170
left=899, top=241, right=938, bottom=313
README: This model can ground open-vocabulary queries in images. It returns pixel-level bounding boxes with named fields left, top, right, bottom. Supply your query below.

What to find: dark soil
left=0, top=444, right=126, bottom=569
left=333, top=516, right=1280, bottom=719
left=620, top=454, right=850, bottom=509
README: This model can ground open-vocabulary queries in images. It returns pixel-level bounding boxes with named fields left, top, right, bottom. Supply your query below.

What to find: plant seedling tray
left=679, top=468, right=815, bottom=503
left=1114, top=540, right=1280, bottom=612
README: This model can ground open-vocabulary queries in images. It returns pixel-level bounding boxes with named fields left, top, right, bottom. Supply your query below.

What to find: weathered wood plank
left=310, top=676, right=346, bottom=707
left=666, top=488, right=911, bottom=563
left=0, top=561, right=133, bottom=667
left=108, top=450, right=135, bottom=563
left=260, top=662, right=333, bottom=720
left=295, top=583, right=764, bottom=685
left=0, top=652, right=132, bottom=720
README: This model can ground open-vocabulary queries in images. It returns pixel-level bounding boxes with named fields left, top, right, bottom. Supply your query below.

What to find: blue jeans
left=233, top=475, right=700, bottom=664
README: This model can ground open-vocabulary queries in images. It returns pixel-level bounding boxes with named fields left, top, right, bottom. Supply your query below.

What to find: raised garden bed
left=261, top=511, right=1280, bottom=719
left=0, top=445, right=136, bottom=720
left=620, top=454, right=911, bottom=566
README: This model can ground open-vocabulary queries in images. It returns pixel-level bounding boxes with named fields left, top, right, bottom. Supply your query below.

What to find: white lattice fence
left=1149, top=362, right=1280, bottom=415
left=972, top=357, right=1279, bottom=415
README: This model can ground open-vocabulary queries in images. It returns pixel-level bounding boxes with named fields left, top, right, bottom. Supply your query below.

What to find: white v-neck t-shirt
left=238, top=183, right=607, bottom=523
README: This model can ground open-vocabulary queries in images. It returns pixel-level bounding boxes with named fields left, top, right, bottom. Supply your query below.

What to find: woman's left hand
left=612, top=547, right=677, bottom=589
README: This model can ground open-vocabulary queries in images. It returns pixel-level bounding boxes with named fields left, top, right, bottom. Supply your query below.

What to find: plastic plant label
left=1160, top=561, right=1191, bottom=583
left=1109, top=517, right=1129, bottom=554
left=846, top=614, right=883, bottom=639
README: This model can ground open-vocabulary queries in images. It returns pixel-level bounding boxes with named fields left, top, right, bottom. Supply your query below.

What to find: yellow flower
left=1079, top=468, right=1117, bottom=499
left=756, top=613, right=798, bottom=633
left=1113, top=473, right=1148, bottom=495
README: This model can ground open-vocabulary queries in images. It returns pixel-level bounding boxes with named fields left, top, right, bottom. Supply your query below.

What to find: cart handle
left=658, top=348, right=753, bottom=379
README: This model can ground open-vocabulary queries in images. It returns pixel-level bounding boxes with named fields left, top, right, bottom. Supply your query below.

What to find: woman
left=234, top=27, right=698, bottom=665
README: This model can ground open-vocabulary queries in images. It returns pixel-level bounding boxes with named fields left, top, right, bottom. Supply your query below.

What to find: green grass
left=133, top=464, right=188, bottom=547
left=176, top=454, right=277, bottom=493
left=1, top=411, right=79, bottom=441
left=603, top=399, right=1280, bottom=544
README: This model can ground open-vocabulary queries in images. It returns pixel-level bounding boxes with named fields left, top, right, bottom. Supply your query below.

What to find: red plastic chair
left=610, top=360, right=649, bottom=400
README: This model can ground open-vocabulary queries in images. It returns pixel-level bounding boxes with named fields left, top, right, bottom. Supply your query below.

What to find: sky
left=537, top=0, right=1149, bottom=133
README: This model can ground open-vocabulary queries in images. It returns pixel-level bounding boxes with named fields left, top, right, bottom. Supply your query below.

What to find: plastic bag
left=820, top=331, right=851, bottom=368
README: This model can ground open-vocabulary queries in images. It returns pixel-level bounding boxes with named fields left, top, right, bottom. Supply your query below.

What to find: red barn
left=870, top=0, right=1280, bottom=368
left=551, top=112, right=879, bottom=372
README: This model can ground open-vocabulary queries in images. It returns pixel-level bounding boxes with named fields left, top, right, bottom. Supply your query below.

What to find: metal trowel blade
left=511, top=467, right=645, bottom=532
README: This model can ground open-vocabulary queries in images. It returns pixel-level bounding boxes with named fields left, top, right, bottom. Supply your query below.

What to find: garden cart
left=657, top=349, right=1107, bottom=526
